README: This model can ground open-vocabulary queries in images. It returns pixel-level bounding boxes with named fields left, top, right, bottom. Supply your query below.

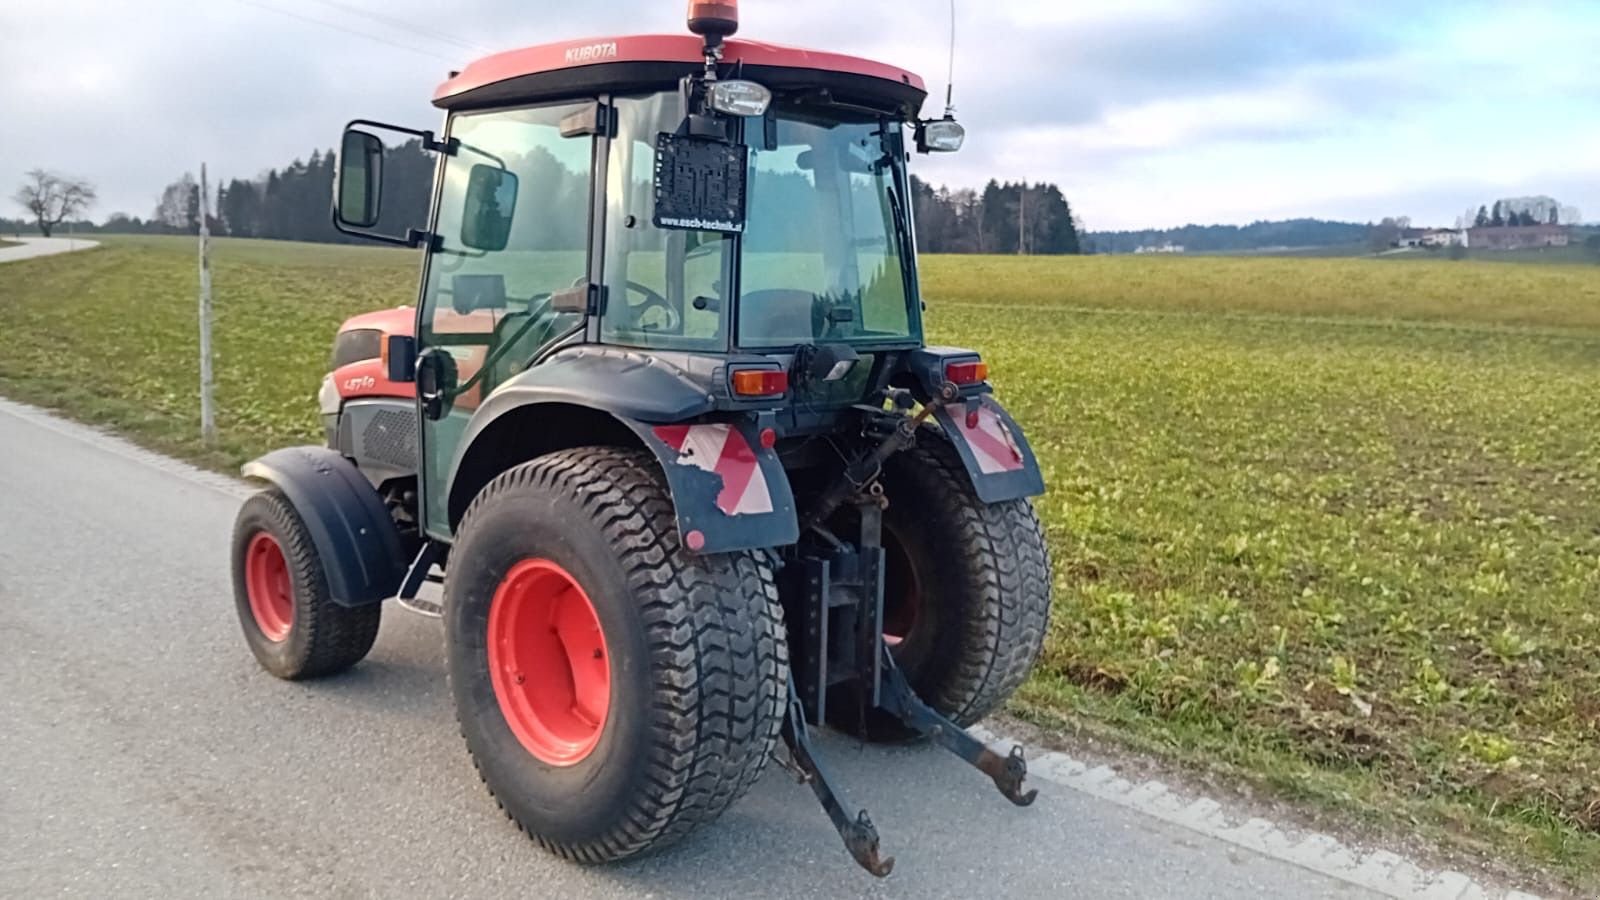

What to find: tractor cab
left=332, top=14, right=977, bottom=541
left=237, top=1, right=1049, bottom=880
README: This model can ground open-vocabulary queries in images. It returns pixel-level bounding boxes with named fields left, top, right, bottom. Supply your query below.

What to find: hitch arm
left=876, top=648, right=1038, bottom=807
left=802, top=381, right=963, bottom=533
left=779, top=684, right=895, bottom=877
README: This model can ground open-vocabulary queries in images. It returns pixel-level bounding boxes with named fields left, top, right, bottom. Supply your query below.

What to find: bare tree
left=12, top=169, right=97, bottom=238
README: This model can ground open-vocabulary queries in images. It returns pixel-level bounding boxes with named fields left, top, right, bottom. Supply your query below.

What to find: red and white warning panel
left=962, top=404, right=1025, bottom=474
left=653, top=423, right=775, bottom=516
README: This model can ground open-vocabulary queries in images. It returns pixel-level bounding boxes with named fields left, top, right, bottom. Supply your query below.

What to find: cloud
left=1, top=0, right=1594, bottom=229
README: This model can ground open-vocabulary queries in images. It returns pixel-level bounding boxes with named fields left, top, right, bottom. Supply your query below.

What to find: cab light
left=944, top=360, right=988, bottom=385
left=732, top=369, right=788, bottom=397
left=709, top=80, right=772, bottom=117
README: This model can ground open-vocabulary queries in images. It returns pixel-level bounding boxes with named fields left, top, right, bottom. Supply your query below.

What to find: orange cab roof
left=434, top=34, right=927, bottom=111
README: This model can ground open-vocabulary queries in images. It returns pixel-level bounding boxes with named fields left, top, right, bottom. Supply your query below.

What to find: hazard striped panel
left=961, top=404, right=1025, bottom=474
left=653, top=424, right=775, bottom=516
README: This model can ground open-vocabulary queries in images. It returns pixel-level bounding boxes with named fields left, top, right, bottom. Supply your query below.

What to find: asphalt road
left=0, top=401, right=1375, bottom=899
left=0, top=236, right=99, bottom=262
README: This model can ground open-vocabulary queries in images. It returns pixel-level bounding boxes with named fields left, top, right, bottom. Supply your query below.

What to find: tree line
left=1472, top=201, right=1558, bottom=228
left=908, top=177, right=1083, bottom=254
left=7, top=146, right=1092, bottom=256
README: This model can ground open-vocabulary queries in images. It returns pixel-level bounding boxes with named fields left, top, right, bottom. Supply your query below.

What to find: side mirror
left=461, top=165, right=518, bottom=252
left=331, top=118, right=450, bottom=248
left=336, top=129, right=384, bottom=228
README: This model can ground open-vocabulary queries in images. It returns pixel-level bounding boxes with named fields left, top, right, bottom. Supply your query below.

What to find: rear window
left=331, top=328, right=382, bottom=368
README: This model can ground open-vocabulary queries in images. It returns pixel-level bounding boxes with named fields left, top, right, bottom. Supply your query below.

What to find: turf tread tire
left=446, top=447, right=787, bottom=864
left=229, top=489, right=382, bottom=679
left=881, top=436, right=1052, bottom=727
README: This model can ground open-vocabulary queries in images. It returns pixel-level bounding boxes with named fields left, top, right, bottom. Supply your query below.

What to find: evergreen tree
left=1490, top=201, right=1504, bottom=227
left=1474, top=205, right=1489, bottom=227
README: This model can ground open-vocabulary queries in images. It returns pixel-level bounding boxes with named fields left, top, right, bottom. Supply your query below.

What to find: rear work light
left=944, top=359, right=989, bottom=385
left=709, top=80, right=772, bottom=117
left=732, top=368, right=788, bottom=397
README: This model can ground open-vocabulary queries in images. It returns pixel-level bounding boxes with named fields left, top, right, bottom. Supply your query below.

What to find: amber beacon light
left=688, top=0, right=740, bottom=38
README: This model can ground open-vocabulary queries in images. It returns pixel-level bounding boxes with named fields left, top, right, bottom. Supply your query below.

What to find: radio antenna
left=944, top=0, right=958, bottom=117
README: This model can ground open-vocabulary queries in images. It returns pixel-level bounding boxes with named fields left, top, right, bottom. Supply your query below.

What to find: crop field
left=3, top=235, right=1599, bottom=886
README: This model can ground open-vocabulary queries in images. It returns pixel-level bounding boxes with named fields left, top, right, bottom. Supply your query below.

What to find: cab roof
left=433, top=34, right=928, bottom=116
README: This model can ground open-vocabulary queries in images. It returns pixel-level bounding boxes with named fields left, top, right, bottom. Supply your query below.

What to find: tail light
left=944, top=359, right=989, bottom=385
left=688, top=0, right=739, bottom=37
left=732, top=368, right=788, bottom=397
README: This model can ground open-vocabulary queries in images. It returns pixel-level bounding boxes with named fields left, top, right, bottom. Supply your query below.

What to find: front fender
left=241, top=446, right=408, bottom=606
left=930, top=395, right=1046, bottom=503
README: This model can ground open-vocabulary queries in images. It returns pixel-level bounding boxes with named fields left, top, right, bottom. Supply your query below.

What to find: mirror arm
left=347, top=119, right=457, bottom=157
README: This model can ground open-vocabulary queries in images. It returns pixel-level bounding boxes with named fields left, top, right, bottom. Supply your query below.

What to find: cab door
left=414, top=100, right=601, bottom=540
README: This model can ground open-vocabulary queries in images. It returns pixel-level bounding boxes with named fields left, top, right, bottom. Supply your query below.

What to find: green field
left=3, top=235, right=1599, bottom=888
left=0, top=239, right=20, bottom=249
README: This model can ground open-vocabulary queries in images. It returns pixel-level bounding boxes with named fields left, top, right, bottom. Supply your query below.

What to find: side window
left=421, top=102, right=595, bottom=406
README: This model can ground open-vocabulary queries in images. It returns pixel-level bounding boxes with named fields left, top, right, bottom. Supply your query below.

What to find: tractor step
left=396, top=595, right=443, bottom=618
left=394, top=542, right=444, bottom=618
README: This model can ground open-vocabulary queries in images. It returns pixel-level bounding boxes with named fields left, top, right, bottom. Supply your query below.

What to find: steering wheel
left=625, top=281, right=681, bottom=333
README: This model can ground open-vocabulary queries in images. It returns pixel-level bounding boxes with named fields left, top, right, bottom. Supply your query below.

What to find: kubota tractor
left=230, top=1, right=1050, bottom=877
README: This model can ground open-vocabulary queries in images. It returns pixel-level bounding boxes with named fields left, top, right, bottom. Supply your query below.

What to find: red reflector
left=759, top=427, right=778, bottom=449
left=944, top=360, right=989, bottom=385
left=966, top=409, right=980, bottom=429
left=732, top=369, right=788, bottom=397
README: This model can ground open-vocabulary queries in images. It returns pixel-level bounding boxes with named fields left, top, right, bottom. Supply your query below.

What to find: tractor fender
left=240, top=446, right=408, bottom=607
left=929, top=394, right=1047, bottom=503
left=446, top=350, right=799, bottom=554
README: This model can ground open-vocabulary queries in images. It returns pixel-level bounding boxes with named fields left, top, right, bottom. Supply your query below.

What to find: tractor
left=230, top=1, right=1051, bottom=877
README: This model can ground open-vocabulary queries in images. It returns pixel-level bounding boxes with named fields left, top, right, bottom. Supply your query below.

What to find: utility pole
left=198, top=163, right=216, bottom=447
left=1017, top=184, right=1027, bottom=255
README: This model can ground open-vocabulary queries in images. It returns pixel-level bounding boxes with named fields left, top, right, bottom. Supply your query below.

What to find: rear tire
left=834, top=436, right=1051, bottom=738
left=230, top=489, right=382, bottom=679
left=445, top=448, right=787, bottom=864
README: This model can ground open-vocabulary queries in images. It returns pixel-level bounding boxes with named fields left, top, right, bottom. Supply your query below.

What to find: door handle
left=415, top=348, right=457, bottom=421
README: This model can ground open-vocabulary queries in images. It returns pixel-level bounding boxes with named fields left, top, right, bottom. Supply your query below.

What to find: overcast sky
left=3, top=0, right=1596, bottom=230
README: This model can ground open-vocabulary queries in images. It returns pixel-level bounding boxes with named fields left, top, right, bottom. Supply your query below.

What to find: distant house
left=1420, top=228, right=1466, bottom=248
left=1134, top=242, right=1185, bottom=254
left=1465, top=225, right=1571, bottom=250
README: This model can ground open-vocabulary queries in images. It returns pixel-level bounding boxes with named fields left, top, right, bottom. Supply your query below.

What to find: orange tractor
left=231, top=1, right=1050, bottom=876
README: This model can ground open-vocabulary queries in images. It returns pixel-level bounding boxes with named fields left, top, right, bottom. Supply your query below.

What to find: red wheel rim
left=244, top=532, right=294, bottom=642
left=487, top=559, right=611, bottom=766
left=881, top=526, right=922, bottom=648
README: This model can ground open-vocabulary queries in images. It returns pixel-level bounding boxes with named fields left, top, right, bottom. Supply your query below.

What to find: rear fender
left=240, top=446, right=408, bottom=607
left=445, top=346, right=800, bottom=554
left=630, top=419, right=799, bottom=554
left=930, top=395, right=1046, bottom=503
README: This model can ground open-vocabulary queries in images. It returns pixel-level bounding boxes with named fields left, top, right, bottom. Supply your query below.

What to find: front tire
left=230, top=489, right=382, bottom=679
left=445, top=448, right=787, bottom=864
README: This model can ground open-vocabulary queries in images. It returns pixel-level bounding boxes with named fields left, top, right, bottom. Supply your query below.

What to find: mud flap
left=625, top=420, right=799, bottom=554
left=931, top=394, right=1046, bottom=503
